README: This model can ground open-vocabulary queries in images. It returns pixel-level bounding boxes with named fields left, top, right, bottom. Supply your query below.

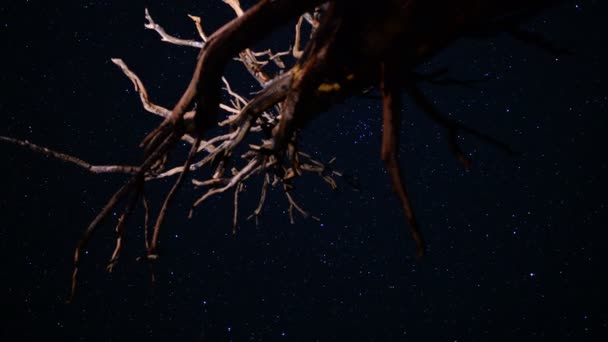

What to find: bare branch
left=222, top=77, right=248, bottom=108
left=192, top=178, right=227, bottom=188
left=106, top=187, right=140, bottom=273
left=284, top=189, right=320, bottom=223
left=148, top=138, right=201, bottom=258
left=252, top=48, right=291, bottom=68
left=142, top=192, right=151, bottom=253
left=223, top=0, right=245, bottom=17
left=144, top=8, right=203, bottom=48
left=293, top=15, right=305, bottom=58
left=381, top=63, right=425, bottom=258
left=232, top=182, right=245, bottom=233
left=247, top=173, right=270, bottom=222
left=405, top=83, right=516, bottom=169
left=302, top=12, right=320, bottom=28
left=111, top=59, right=172, bottom=118
left=1, top=0, right=561, bottom=301
left=68, top=131, right=181, bottom=302
left=187, top=14, right=209, bottom=41
left=0, top=136, right=139, bottom=175
left=111, top=58, right=199, bottom=145
left=189, top=157, right=262, bottom=217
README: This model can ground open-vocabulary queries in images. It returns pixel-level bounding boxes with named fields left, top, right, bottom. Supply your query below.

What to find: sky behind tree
left=0, top=1, right=603, bottom=340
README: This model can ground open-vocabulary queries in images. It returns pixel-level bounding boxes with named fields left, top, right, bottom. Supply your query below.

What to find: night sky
left=0, top=1, right=605, bottom=341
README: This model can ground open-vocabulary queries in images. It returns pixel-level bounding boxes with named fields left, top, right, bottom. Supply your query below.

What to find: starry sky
left=0, top=1, right=604, bottom=341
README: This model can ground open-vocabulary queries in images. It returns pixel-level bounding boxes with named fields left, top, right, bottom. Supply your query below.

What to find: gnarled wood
left=3, top=0, right=565, bottom=300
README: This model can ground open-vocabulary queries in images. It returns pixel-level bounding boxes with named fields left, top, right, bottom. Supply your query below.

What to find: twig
left=111, top=59, right=172, bottom=118
left=247, top=173, right=270, bottom=223
left=68, top=130, right=180, bottom=302
left=148, top=138, right=201, bottom=258
left=0, top=136, right=140, bottom=175
left=284, top=190, right=320, bottom=223
left=189, top=157, right=261, bottom=217
left=223, top=0, right=245, bottom=17
left=232, top=183, right=244, bottom=234
left=111, top=58, right=199, bottom=145
left=187, top=14, right=209, bottom=41
left=106, top=185, right=141, bottom=273
left=142, top=192, right=151, bottom=253
left=406, top=83, right=516, bottom=169
left=144, top=8, right=204, bottom=48
left=293, top=15, right=305, bottom=58
left=222, top=77, right=248, bottom=108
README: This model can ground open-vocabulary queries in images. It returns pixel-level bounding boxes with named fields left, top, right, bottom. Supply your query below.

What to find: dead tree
left=1, top=0, right=565, bottom=301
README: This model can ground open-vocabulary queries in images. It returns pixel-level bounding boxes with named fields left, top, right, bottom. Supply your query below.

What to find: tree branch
left=0, top=136, right=139, bottom=175
left=144, top=8, right=204, bottom=48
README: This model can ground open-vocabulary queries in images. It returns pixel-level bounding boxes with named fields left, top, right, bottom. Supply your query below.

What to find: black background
left=0, top=1, right=604, bottom=341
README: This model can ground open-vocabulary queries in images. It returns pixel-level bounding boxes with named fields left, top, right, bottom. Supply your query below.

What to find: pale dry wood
left=187, top=14, right=208, bottom=41
left=145, top=8, right=204, bottom=48
left=110, top=58, right=205, bottom=147
left=111, top=58, right=247, bottom=156
left=137, top=13, right=244, bottom=118
left=247, top=173, right=270, bottom=223
left=192, top=178, right=227, bottom=187
left=293, top=15, right=305, bottom=58
left=284, top=190, right=320, bottom=223
left=111, top=58, right=172, bottom=119
left=232, top=182, right=245, bottom=233
left=189, top=157, right=262, bottom=217
left=106, top=188, right=140, bottom=273
left=223, top=0, right=245, bottom=17
left=221, top=0, right=292, bottom=84
left=0, top=136, right=140, bottom=174
left=68, top=131, right=181, bottom=302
